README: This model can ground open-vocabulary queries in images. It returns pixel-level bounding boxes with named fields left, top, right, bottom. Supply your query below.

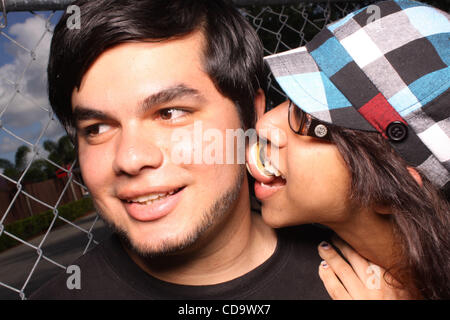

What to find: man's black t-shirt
left=30, top=225, right=331, bottom=300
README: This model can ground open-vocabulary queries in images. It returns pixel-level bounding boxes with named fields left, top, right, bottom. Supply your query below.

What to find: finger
left=318, top=241, right=366, bottom=296
left=331, top=236, right=371, bottom=284
left=318, top=261, right=352, bottom=300
left=366, top=263, right=411, bottom=298
left=330, top=237, right=402, bottom=295
left=379, top=273, right=412, bottom=299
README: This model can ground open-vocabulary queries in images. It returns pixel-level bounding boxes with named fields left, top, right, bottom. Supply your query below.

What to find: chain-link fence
left=0, top=0, right=447, bottom=300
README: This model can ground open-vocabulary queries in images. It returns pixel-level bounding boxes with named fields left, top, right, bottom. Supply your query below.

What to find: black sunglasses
left=288, top=100, right=331, bottom=141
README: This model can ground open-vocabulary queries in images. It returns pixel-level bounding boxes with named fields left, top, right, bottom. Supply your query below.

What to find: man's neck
left=123, top=185, right=277, bottom=285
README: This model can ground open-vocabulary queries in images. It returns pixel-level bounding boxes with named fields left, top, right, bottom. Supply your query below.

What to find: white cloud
left=0, top=15, right=56, bottom=140
left=0, top=136, right=21, bottom=154
left=42, top=117, right=66, bottom=140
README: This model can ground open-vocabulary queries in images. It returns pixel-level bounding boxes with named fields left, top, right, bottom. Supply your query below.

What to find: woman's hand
left=317, top=237, right=412, bottom=300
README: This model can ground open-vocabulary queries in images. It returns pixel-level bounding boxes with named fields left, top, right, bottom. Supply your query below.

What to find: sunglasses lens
left=289, top=102, right=304, bottom=133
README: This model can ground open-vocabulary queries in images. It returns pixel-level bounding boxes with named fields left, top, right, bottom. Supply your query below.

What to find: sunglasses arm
left=306, top=118, right=332, bottom=141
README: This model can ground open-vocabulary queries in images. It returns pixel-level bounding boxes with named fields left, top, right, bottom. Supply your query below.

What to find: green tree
left=0, top=158, right=19, bottom=180
left=24, top=159, right=51, bottom=183
left=0, top=135, right=75, bottom=183
left=0, top=158, right=13, bottom=170
left=43, top=135, right=76, bottom=167
left=0, top=146, right=27, bottom=180
left=15, top=145, right=31, bottom=171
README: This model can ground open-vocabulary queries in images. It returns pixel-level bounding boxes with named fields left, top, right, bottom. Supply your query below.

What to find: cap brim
left=264, top=47, right=375, bottom=132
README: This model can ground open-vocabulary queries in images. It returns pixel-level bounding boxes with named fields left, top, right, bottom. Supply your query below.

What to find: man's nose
left=112, top=125, right=164, bottom=176
left=255, top=101, right=288, bottom=149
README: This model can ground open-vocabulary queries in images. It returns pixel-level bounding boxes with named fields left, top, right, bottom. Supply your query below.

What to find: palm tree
left=15, top=145, right=31, bottom=171
left=43, top=135, right=76, bottom=167
left=0, top=135, right=76, bottom=183
left=42, top=135, right=79, bottom=200
left=0, top=145, right=44, bottom=182
left=0, top=146, right=30, bottom=181
left=0, top=158, right=17, bottom=179
left=0, top=158, right=13, bottom=171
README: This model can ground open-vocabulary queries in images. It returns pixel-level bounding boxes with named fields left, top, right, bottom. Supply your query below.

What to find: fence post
left=70, top=180, right=77, bottom=201
left=24, top=195, right=33, bottom=217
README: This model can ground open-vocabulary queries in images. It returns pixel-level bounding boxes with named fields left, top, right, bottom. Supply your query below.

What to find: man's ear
left=407, top=166, right=423, bottom=187
left=254, top=88, right=266, bottom=121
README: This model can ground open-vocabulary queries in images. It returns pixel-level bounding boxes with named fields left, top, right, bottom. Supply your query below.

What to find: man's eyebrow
left=72, top=84, right=204, bottom=123
left=140, top=84, right=205, bottom=113
left=72, top=107, right=112, bottom=124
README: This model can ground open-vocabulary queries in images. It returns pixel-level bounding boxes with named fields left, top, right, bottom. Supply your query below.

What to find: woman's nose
left=255, top=100, right=289, bottom=149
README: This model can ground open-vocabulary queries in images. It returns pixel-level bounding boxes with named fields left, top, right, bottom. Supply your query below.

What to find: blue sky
left=0, top=11, right=64, bottom=165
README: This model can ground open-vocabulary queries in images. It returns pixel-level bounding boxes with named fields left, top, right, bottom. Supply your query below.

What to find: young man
left=31, top=0, right=329, bottom=299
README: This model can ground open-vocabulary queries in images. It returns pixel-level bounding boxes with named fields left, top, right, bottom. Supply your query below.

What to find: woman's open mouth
left=246, top=141, right=286, bottom=200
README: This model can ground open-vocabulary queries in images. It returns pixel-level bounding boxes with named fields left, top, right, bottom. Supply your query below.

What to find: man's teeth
left=127, top=190, right=176, bottom=204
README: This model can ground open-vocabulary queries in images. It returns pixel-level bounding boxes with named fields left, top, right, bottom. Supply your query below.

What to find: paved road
left=0, top=213, right=112, bottom=300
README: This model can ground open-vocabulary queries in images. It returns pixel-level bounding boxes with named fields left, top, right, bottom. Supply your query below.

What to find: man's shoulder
left=279, top=224, right=332, bottom=292
left=247, top=224, right=332, bottom=300
left=29, top=241, right=104, bottom=299
left=278, top=224, right=333, bottom=247
left=29, top=235, right=137, bottom=300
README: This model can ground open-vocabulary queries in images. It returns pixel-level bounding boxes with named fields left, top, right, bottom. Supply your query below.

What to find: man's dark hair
left=48, top=0, right=265, bottom=139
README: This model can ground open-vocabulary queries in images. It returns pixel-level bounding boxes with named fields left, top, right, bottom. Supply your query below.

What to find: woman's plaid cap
left=265, top=0, right=449, bottom=191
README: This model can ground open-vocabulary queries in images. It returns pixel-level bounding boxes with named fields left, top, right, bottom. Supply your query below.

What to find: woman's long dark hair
left=330, top=127, right=450, bottom=299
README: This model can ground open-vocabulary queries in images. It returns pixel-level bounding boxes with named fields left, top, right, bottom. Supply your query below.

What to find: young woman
left=247, top=0, right=449, bottom=299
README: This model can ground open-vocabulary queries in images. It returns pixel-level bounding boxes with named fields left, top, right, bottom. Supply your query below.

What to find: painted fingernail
left=321, top=260, right=329, bottom=268
left=319, top=241, right=330, bottom=249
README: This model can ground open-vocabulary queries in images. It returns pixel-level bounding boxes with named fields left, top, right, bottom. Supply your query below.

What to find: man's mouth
left=125, top=187, right=184, bottom=205
left=121, top=186, right=186, bottom=222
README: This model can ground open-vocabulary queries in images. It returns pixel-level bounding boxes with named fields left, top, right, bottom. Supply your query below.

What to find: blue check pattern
left=265, top=0, right=450, bottom=190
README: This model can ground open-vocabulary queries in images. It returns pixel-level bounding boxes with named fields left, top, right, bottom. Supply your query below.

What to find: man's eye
left=83, top=123, right=111, bottom=137
left=158, top=108, right=190, bottom=122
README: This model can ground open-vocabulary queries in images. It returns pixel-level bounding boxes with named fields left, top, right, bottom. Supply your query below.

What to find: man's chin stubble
left=96, top=166, right=246, bottom=259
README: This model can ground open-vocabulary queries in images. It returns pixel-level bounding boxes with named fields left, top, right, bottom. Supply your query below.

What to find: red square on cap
left=359, top=93, right=406, bottom=138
